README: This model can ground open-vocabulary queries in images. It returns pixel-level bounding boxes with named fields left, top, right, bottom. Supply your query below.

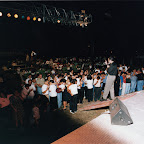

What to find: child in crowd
left=94, top=76, right=102, bottom=101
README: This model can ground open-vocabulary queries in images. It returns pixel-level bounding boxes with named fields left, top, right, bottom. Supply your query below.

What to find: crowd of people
left=0, top=55, right=144, bottom=128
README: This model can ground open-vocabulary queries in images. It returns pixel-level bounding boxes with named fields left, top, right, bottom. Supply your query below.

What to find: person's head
left=137, top=69, right=142, bottom=74
left=118, top=70, right=122, bottom=75
left=87, top=75, right=92, bottom=80
left=28, top=74, right=32, bottom=79
left=97, top=76, right=100, bottom=80
left=50, top=80, right=54, bottom=85
left=108, top=56, right=114, bottom=64
left=70, top=79, right=77, bottom=84
left=14, top=90, right=20, bottom=97
left=45, top=79, right=49, bottom=85
left=39, top=74, right=42, bottom=79
left=121, top=72, right=126, bottom=76
left=25, top=84, right=30, bottom=90
left=32, top=78, right=36, bottom=83
left=28, top=80, right=32, bottom=85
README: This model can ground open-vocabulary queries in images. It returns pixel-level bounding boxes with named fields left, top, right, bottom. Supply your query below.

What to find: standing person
left=49, top=80, right=58, bottom=111
left=42, top=79, right=49, bottom=100
left=86, top=75, right=93, bottom=102
left=36, top=74, right=44, bottom=95
left=77, top=75, right=85, bottom=104
left=136, top=69, right=144, bottom=91
left=125, top=71, right=131, bottom=94
left=28, top=80, right=36, bottom=99
left=56, top=79, right=64, bottom=109
left=121, top=72, right=127, bottom=95
left=76, top=75, right=82, bottom=104
left=101, top=56, right=117, bottom=101
left=59, top=79, right=66, bottom=109
left=68, top=79, right=78, bottom=114
left=62, top=77, right=71, bottom=110
left=101, top=72, right=107, bottom=96
left=114, top=71, right=120, bottom=96
left=9, top=90, right=24, bottom=127
left=94, top=76, right=102, bottom=101
left=119, top=70, right=123, bottom=96
left=130, top=68, right=137, bottom=93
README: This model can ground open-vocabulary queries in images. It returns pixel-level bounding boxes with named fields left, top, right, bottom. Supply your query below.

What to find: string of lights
left=0, top=2, right=92, bottom=27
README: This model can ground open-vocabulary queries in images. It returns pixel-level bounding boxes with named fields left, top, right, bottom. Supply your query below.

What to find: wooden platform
left=52, top=91, right=144, bottom=144
left=78, top=92, right=137, bottom=111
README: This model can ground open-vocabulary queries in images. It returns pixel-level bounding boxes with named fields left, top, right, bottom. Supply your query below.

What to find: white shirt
left=68, top=84, right=78, bottom=96
left=28, top=84, right=36, bottom=99
left=94, top=79, right=101, bottom=87
left=84, top=76, right=87, bottom=86
left=59, top=84, right=65, bottom=92
left=25, top=78, right=32, bottom=84
left=42, top=84, right=49, bottom=95
left=49, top=84, right=57, bottom=97
left=86, top=79, right=93, bottom=89
left=21, top=87, right=29, bottom=99
left=76, top=78, right=81, bottom=89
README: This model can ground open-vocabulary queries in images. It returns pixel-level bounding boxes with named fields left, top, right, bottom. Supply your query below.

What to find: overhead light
left=33, top=17, right=36, bottom=21
left=57, top=20, right=60, bottom=23
left=27, top=16, right=30, bottom=20
left=14, top=14, right=18, bottom=18
left=7, top=13, right=11, bottom=17
left=22, top=16, right=25, bottom=19
left=0, top=12, right=2, bottom=16
left=38, top=18, right=41, bottom=21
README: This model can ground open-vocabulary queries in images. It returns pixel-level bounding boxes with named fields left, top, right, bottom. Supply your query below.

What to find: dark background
left=0, top=1, right=144, bottom=63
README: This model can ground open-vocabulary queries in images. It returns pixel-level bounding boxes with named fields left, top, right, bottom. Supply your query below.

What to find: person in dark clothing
left=101, top=56, right=117, bottom=101
left=114, top=71, right=120, bottom=96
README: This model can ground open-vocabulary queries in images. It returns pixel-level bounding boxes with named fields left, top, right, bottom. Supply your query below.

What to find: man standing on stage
left=100, top=56, right=117, bottom=101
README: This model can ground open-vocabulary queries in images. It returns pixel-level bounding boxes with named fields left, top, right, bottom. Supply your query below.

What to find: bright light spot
left=14, top=14, right=18, bottom=18
left=38, top=18, right=41, bottom=21
left=33, top=17, right=36, bottom=21
left=7, top=13, right=11, bottom=17
left=27, top=16, right=30, bottom=20
left=0, top=12, right=2, bottom=16
left=57, top=20, right=60, bottom=23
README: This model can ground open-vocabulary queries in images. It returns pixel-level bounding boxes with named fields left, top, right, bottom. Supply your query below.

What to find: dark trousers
left=94, top=87, right=102, bottom=101
left=87, top=89, right=93, bottom=102
left=50, top=96, right=58, bottom=111
left=85, top=86, right=88, bottom=99
left=70, top=94, right=77, bottom=112
left=77, top=87, right=84, bottom=103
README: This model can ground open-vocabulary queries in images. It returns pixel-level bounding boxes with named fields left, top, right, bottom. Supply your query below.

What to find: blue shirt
left=131, top=72, right=137, bottom=81
left=82, top=81, right=85, bottom=87
left=120, top=76, right=123, bottom=83
left=103, top=75, right=107, bottom=83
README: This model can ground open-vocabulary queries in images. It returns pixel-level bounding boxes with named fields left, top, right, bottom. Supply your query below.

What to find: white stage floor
left=53, top=91, right=144, bottom=144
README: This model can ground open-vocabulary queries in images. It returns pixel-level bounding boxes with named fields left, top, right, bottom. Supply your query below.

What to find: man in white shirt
left=36, top=74, right=45, bottom=95
left=85, top=75, right=93, bottom=102
left=28, top=80, right=36, bottom=99
left=68, top=79, right=78, bottom=114
left=42, top=79, right=49, bottom=100
left=25, top=74, right=32, bottom=84
left=49, top=80, right=57, bottom=111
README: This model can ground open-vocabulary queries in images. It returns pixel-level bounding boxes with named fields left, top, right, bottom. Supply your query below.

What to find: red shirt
left=123, top=76, right=126, bottom=83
